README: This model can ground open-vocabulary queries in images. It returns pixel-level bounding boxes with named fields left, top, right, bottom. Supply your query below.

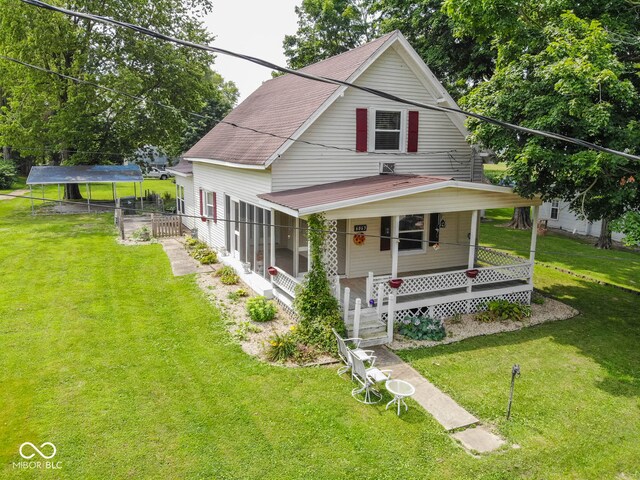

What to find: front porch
left=257, top=174, right=541, bottom=346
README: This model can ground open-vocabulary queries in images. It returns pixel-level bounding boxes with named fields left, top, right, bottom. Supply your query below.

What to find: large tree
left=283, top=0, right=379, bottom=69
left=372, top=0, right=494, bottom=99
left=445, top=2, right=640, bottom=247
left=0, top=0, right=234, bottom=197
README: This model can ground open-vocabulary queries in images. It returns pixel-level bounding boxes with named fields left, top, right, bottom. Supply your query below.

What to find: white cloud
left=205, top=1, right=301, bottom=102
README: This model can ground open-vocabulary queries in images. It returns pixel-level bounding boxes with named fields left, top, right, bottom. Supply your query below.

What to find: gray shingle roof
left=184, top=32, right=398, bottom=166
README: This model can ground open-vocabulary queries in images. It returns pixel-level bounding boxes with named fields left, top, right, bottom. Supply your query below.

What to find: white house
left=170, top=31, right=542, bottom=346
left=540, top=199, right=625, bottom=243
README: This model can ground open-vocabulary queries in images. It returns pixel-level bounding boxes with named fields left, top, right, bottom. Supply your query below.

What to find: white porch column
left=270, top=211, right=276, bottom=269
left=293, top=217, right=300, bottom=276
left=391, top=215, right=399, bottom=278
left=529, top=205, right=539, bottom=285
left=468, top=210, right=479, bottom=269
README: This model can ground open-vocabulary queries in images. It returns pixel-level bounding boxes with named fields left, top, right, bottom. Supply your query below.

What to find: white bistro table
left=385, top=379, right=415, bottom=416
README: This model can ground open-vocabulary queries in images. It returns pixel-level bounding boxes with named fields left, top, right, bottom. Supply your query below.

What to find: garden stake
left=506, top=364, right=521, bottom=420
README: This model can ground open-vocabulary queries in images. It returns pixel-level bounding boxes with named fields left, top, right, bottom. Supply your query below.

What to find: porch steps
left=345, top=308, right=388, bottom=347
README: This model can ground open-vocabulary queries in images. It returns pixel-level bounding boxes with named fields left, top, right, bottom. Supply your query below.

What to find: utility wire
left=0, top=54, right=460, bottom=159
left=19, top=0, right=640, bottom=164
left=4, top=191, right=639, bottom=262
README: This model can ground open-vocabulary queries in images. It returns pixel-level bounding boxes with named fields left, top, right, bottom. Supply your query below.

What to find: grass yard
left=1, top=198, right=639, bottom=478
left=481, top=208, right=640, bottom=292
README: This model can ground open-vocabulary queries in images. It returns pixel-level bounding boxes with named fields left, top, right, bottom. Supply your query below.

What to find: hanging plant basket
left=267, top=266, right=278, bottom=276
left=465, top=269, right=479, bottom=279
left=389, top=278, right=404, bottom=289
left=200, top=216, right=207, bottom=222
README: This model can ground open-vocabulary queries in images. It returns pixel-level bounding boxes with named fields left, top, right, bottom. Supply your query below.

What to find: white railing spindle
left=343, top=287, right=350, bottom=324
left=353, top=298, right=361, bottom=339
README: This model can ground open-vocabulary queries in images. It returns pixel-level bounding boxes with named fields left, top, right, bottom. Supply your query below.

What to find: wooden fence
left=151, top=214, right=181, bottom=237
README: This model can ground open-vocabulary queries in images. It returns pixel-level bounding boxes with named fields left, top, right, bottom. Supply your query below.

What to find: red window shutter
left=213, top=192, right=217, bottom=223
left=408, top=111, right=419, bottom=153
left=356, top=108, right=368, bottom=152
left=199, top=189, right=203, bottom=216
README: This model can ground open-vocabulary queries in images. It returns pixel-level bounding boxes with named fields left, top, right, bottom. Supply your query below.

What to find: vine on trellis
left=293, top=213, right=345, bottom=353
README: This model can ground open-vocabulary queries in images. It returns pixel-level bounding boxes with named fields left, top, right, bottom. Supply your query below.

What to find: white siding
left=272, top=47, right=474, bottom=192
left=324, top=187, right=539, bottom=220
left=346, top=212, right=471, bottom=277
left=175, top=176, right=195, bottom=231
left=192, top=161, right=271, bottom=249
left=541, top=200, right=625, bottom=243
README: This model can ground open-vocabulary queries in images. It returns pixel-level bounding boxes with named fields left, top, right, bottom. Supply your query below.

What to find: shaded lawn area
left=481, top=208, right=640, bottom=292
left=1, top=198, right=639, bottom=478
left=0, top=176, right=26, bottom=195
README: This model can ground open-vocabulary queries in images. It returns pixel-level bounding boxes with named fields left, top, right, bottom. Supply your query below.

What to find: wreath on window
left=353, top=233, right=366, bottom=246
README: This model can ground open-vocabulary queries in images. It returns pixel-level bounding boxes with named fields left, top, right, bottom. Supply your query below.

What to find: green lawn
left=1, top=198, right=639, bottom=478
left=480, top=208, right=640, bottom=292
left=25, top=178, right=176, bottom=201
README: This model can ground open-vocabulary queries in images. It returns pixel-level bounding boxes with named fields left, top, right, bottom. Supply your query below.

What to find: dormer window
left=375, top=111, right=402, bottom=150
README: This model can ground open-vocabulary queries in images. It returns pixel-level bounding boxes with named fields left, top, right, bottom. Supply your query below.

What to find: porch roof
left=258, top=174, right=541, bottom=217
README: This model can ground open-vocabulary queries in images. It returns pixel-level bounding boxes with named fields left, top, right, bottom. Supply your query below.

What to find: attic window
left=375, top=111, right=401, bottom=150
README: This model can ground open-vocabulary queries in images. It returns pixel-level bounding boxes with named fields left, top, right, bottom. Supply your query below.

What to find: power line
left=3, top=191, right=639, bottom=262
left=19, top=0, right=640, bottom=164
left=0, top=54, right=461, bottom=160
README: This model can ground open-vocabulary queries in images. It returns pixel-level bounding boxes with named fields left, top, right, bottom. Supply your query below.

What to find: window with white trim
left=177, top=185, right=185, bottom=214
left=398, top=214, right=425, bottom=252
left=205, top=191, right=215, bottom=219
left=550, top=200, right=559, bottom=220
left=375, top=110, right=402, bottom=150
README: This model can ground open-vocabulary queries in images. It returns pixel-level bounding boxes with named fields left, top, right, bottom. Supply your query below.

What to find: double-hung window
left=550, top=200, right=559, bottom=220
left=177, top=185, right=185, bottom=214
left=398, top=214, right=425, bottom=252
left=375, top=111, right=402, bottom=150
left=205, top=191, right=216, bottom=220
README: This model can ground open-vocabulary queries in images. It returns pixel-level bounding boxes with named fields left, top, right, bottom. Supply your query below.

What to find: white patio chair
left=349, top=351, right=392, bottom=404
left=332, top=328, right=374, bottom=377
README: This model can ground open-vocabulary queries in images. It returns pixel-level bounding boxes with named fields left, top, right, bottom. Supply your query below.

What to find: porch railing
left=365, top=249, right=532, bottom=306
left=271, top=267, right=301, bottom=298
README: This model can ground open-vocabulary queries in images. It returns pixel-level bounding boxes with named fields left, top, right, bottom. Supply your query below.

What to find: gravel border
left=388, top=294, right=579, bottom=351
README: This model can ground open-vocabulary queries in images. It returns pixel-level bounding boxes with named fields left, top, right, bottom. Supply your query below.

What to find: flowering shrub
left=266, top=331, right=297, bottom=362
left=397, top=316, right=446, bottom=341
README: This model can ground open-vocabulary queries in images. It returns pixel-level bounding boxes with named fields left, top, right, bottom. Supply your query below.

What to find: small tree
left=293, top=213, right=345, bottom=352
left=0, top=160, right=17, bottom=189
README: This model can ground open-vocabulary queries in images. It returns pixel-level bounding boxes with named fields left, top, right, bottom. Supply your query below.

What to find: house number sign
left=354, top=225, right=367, bottom=232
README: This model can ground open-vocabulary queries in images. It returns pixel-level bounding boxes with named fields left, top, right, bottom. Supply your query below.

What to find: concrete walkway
left=159, top=238, right=214, bottom=276
left=0, top=189, right=29, bottom=200
left=371, top=346, right=506, bottom=454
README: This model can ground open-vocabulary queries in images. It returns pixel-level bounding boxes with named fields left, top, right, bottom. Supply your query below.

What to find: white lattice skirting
left=383, top=290, right=532, bottom=322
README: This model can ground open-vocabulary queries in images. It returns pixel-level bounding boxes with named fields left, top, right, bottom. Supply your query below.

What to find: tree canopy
left=0, top=0, right=236, bottom=169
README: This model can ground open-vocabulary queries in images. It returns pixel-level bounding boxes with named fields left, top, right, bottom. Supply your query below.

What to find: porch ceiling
left=257, top=174, right=541, bottom=219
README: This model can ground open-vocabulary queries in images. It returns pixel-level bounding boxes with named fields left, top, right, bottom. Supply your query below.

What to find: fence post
left=343, top=287, right=351, bottom=325
left=353, top=298, right=361, bottom=339
left=366, top=272, right=374, bottom=303
left=376, top=283, right=384, bottom=318
left=151, top=214, right=156, bottom=237
left=387, top=294, right=395, bottom=344
left=334, top=275, right=341, bottom=303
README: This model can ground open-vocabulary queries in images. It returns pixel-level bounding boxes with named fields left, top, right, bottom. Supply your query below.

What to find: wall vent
left=380, top=163, right=396, bottom=174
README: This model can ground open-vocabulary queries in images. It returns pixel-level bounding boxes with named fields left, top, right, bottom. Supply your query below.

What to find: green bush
left=185, top=237, right=199, bottom=248
left=266, top=331, right=298, bottom=362
left=397, top=316, right=446, bottom=341
left=475, top=299, right=532, bottom=322
left=246, top=296, right=277, bottom=322
left=0, top=160, right=17, bottom=189
left=187, top=240, right=218, bottom=265
left=227, top=289, right=249, bottom=302
left=215, top=265, right=239, bottom=285
left=131, top=226, right=151, bottom=242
